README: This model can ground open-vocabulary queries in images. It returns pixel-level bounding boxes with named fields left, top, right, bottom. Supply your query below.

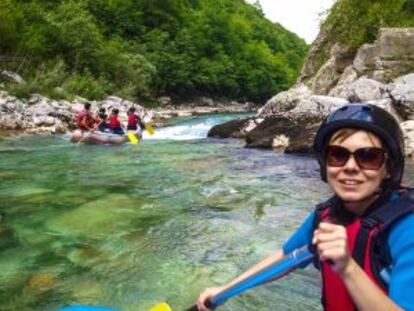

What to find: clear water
left=1, top=113, right=413, bottom=311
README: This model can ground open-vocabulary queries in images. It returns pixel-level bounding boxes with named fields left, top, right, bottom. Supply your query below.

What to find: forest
left=0, top=0, right=308, bottom=103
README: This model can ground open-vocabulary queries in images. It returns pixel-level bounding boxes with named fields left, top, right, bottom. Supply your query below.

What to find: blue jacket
left=283, top=207, right=414, bottom=310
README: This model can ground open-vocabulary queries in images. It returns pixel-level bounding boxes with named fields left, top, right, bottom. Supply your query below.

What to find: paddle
left=119, top=125, right=139, bottom=144
left=77, top=121, right=102, bottom=145
left=57, top=246, right=314, bottom=311
left=184, top=245, right=315, bottom=310
left=144, top=123, right=155, bottom=136
left=127, top=131, right=139, bottom=144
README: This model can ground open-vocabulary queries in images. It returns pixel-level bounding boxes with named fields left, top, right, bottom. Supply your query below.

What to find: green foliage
left=63, top=72, right=111, bottom=100
left=6, top=59, right=67, bottom=99
left=1, top=0, right=308, bottom=103
left=322, top=0, right=414, bottom=50
left=0, top=0, right=23, bottom=53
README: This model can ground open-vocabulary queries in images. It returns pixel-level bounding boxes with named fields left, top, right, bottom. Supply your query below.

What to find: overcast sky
left=246, top=0, right=336, bottom=43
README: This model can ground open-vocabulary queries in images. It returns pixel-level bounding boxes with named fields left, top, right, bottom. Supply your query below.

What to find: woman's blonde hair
left=329, top=128, right=383, bottom=147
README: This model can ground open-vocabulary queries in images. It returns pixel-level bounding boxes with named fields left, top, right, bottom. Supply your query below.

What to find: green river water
left=1, top=113, right=413, bottom=311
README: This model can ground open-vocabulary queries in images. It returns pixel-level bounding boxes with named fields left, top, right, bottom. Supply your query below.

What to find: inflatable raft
left=71, top=130, right=140, bottom=145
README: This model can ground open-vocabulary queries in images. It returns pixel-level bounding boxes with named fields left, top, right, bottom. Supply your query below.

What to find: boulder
left=157, top=96, right=172, bottom=106
left=329, top=66, right=359, bottom=97
left=245, top=115, right=321, bottom=152
left=338, top=77, right=388, bottom=102
left=207, top=118, right=251, bottom=138
left=298, top=25, right=332, bottom=82
left=353, top=28, right=414, bottom=82
left=0, top=71, right=26, bottom=84
left=257, top=84, right=312, bottom=117
left=290, top=95, right=348, bottom=118
left=307, top=44, right=355, bottom=95
left=388, top=74, right=414, bottom=119
left=401, top=120, right=414, bottom=157
left=199, top=97, right=215, bottom=107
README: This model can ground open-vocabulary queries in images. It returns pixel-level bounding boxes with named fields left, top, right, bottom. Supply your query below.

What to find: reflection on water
left=1, top=128, right=413, bottom=311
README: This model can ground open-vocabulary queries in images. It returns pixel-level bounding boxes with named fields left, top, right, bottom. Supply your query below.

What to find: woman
left=197, top=104, right=414, bottom=311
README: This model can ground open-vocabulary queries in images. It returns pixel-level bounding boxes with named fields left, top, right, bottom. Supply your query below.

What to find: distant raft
left=71, top=130, right=141, bottom=145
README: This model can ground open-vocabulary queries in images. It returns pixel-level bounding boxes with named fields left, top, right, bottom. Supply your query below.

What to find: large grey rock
left=0, top=71, right=26, bottom=84
left=290, top=95, right=348, bottom=118
left=157, top=96, right=172, bottom=106
left=199, top=97, right=215, bottom=107
left=339, top=77, right=388, bottom=102
left=25, top=98, right=55, bottom=116
left=329, top=66, right=358, bottom=97
left=32, top=116, right=58, bottom=127
left=400, top=120, right=414, bottom=157
left=309, top=58, right=339, bottom=95
left=0, top=95, right=29, bottom=130
left=388, top=74, right=414, bottom=119
left=353, top=28, right=414, bottom=82
left=302, top=28, right=414, bottom=96
left=245, top=115, right=321, bottom=153
left=0, top=96, right=25, bottom=113
left=257, top=84, right=312, bottom=117
left=207, top=118, right=251, bottom=139
left=305, top=44, right=355, bottom=95
left=298, top=25, right=333, bottom=82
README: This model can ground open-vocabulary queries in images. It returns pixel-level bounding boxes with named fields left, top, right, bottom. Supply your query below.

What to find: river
left=1, top=113, right=413, bottom=311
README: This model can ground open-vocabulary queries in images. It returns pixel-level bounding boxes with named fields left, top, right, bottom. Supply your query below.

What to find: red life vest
left=128, top=114, right=137, bottom=126
left=313, top=190, right=414, bottom=311
left=109, top=115, right=121, bottom=128
left=76, top=110, right=94, bottom=129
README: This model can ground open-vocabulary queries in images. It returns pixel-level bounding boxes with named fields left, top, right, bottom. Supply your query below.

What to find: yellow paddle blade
left=145, top=123, right=155, bottom=135
left=127, top=132, right=139, bottom=144
left=148, top=302, right=172, bottom=311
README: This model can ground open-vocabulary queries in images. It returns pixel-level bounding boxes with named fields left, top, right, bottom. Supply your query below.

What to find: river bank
left=0, top=89, right=257, bottom=137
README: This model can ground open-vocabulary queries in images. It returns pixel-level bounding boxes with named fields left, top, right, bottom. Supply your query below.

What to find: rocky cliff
left=209, top=27, right=414, bottom=156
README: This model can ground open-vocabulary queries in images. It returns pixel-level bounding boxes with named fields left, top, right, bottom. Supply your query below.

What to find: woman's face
left=326, top=130, right=389, bottom=214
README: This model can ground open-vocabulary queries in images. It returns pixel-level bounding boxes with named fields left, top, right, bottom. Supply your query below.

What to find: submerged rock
left=27, top=273, right=56, bottom=291
left=46, top=194, right=140, bottom=237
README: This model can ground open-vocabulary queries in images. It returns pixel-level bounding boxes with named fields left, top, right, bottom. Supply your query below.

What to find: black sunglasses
left=325, top=145, right=387, bottom=170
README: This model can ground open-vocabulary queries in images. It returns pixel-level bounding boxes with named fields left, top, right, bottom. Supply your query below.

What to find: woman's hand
left=312, top=222, right=353, bottom=276
left=196, top=286, right=225, bottom=311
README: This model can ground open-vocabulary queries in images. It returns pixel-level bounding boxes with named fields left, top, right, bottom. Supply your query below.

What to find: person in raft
left=76, top=102, right=96, bottom=131
left=96, top=107, right=109, bottom=132
left=126, top=107, right=145, bottom=133
left=196, top=103, right=414, bottom=311
left=108, top=108, right=124, bottom=135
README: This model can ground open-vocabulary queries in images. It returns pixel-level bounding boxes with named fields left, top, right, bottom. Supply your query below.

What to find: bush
left=63, top=72, right=112, bottom=100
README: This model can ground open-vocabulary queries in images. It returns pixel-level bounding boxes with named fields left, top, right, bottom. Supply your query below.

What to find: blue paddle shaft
left=209, top=246, right=315, bottom=308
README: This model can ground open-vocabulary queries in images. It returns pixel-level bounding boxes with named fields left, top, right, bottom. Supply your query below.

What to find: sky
left=246, top=0, right=336, bottom=43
